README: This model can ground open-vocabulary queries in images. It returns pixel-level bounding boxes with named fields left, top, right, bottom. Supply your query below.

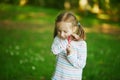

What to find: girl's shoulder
left=72, top=40, right=87, bottom=47
left=78, top=40, right=86, bottom=44
left=78, top=40, right=87, bottom=46
left=75, top=40, right=87, bottom=49
left=54, top=36, right=59, bottom=39
left=74, top=39, right=86, bottom=44
left=54, top=36, right=60, bottom=41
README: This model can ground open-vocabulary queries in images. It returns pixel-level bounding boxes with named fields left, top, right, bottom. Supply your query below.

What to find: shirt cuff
left=67, top=53, right=76, bottom=59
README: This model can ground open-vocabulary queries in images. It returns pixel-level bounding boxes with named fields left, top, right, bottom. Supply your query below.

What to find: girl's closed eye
left=64, top=31, right=68, bottom=33
left=58, top=30, right=61, bottom=33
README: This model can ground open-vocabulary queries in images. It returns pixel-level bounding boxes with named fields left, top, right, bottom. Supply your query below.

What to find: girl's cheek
left=66, top=34, right=70, bottom=38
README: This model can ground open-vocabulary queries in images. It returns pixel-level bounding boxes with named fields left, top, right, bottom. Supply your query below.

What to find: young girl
left=51, top=11, right=87, bottom=80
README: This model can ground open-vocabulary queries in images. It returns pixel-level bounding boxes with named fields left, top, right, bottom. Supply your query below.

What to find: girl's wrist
left=67, top=50, right=74, bottom=56
left=67, top=52, right=70, bottom=56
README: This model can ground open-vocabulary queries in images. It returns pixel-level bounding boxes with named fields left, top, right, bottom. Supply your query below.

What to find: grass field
left=0, top=4, right=120, bottom=80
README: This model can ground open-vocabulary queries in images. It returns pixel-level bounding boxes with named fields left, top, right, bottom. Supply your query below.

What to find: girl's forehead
left=57, top=22, right=72, bottom=28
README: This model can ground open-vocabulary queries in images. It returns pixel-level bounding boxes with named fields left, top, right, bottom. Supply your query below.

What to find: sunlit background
left=0, top=0, right=120, bottom=80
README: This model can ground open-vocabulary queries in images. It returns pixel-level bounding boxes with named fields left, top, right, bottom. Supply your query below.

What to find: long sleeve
left=51, top=36, right=67, bottom=55
left=67, top=41, right=87, bottom=69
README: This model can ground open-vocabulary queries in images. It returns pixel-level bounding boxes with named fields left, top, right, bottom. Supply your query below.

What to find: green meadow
left=0, top=4, right=120, bottom=80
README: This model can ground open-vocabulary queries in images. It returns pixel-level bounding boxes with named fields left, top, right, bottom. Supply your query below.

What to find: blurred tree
left=2, top=0, right=19, bottom=5
left=19, top=0, right=28, bottom=6
left=64, top=0, right=71, bottom=10
left=70, top=0, right=79, bottom=9
left=0, top=0, right=119, bottom=21
left=64, top=0, right=79, bottom=10
left=79, top=0, right=90, bottom=12
left=27, top=0, right=45, bottom=6
left=45, top=0, right=65, bottom=9
left=109, top=0, right=120, bottom=21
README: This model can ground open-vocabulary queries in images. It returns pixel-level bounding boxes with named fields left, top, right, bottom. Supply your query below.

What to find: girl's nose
left=60, top=32, right=64, bottom=37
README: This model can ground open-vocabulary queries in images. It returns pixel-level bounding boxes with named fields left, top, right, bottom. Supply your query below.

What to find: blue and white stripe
left=51, top=36, right=87, bottom=80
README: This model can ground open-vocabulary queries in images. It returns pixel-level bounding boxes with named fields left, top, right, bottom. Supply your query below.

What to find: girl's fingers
left=71, top=34, right=80, bottom=40
left=67, top=44, right=71, bottom=48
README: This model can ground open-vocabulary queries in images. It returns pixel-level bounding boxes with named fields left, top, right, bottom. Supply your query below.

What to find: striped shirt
left=51, top=36, right=87, bottom=80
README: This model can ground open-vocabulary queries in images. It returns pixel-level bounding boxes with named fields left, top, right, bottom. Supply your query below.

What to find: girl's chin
left=61, top=38, right=66, bottom=40
left=59, top=36, right=66, bottom=40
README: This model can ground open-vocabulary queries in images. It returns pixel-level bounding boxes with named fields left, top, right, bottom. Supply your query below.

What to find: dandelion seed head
left=32, top=66, right=36, bottom=70
left=15, top=45, right=20, bottom=50
left=10, top=51, right=14, bottom=56
left=16, top=52, right=19, bottom=55
left=19, top=60, right=23, bottom=64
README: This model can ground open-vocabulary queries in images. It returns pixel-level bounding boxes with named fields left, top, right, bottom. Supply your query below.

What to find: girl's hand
left=71, top=34, right=80, bottom=41
left=66, top=44, right=74, bottom=55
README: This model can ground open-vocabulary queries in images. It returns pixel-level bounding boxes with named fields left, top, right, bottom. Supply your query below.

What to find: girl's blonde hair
left=54, top=11, right=86, bottom=40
